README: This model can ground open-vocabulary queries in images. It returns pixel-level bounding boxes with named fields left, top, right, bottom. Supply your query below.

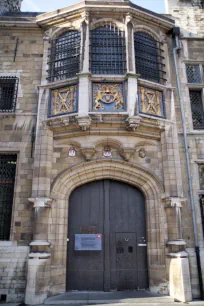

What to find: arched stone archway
left=48, top=160, right=168, bottom=295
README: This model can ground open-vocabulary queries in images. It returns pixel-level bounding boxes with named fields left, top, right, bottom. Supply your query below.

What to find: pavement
left=2, top=291, right=204, bottom=306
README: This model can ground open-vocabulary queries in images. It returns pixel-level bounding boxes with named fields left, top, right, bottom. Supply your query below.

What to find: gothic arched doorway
left=66, top=179, right=148, bottom=291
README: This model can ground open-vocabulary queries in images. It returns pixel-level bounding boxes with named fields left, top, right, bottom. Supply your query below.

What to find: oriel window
left=0, top=77, right=19, bottom=112
left=134, top=32, right=166, bottom=84
left=0, top=155, right=17, bottom=241
left=90, top=24, right=126, bottom=75
left=47, top=30, right=81, bottom=82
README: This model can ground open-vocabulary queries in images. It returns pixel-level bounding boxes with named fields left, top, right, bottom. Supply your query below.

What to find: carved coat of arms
left=93, top=83, right=124, bottom=112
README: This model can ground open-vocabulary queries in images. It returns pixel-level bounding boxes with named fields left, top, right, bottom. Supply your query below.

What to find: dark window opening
left=47, top=30, right=81, bottom=82
left=0, top=155, right=17, bottom=241
left=0, top=77, right=19, bottom=112
left=134, top=32, right=166, bottom=84
left=189, top=90, right=204, bottom=129
left=90, top=25, right=126, bottom=75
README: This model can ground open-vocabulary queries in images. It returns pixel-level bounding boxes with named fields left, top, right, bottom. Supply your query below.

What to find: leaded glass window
left=0, top=155, right=17, bottom=240
left=47, top=30, right=81, bottom=82
left=189, top=90, right=204, bottom=129
left=199, top=165, right=204, bottom=190
left=134, top=32, right=166, bottom=84
left=186, top=65, right=201, bottom=83
left=90, top=25, right=126, bottom=75
left=0, top=77, right=19, bottom=112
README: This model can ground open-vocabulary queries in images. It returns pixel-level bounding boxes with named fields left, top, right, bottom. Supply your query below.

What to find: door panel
left=67, top=179, right=148, bottom=291
left=66, top=181, right=104, bottom=291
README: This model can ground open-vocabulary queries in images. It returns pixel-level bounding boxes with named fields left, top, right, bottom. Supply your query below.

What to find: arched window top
left=90, top=24, right=126, bottom=75
left=47, top=30, right=81, bottom=82
left=134, top=31, right=166, bottom=84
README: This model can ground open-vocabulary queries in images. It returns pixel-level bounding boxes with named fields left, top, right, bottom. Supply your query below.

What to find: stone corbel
left=81, top=145, right=96, bottom=161
left=120, top=145, right=135, bottom=161
left=76, top=115, right=92, bottom=131
left=28, top=197, right=53, bottom=208
left=126, top=116, right=142, bottom=131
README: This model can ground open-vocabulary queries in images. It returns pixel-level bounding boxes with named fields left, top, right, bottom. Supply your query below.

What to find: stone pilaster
left=25, top=197, right=52, bottom=305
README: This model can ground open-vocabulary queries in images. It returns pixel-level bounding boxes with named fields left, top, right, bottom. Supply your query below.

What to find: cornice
left=36, top=1, right=174, bottom=30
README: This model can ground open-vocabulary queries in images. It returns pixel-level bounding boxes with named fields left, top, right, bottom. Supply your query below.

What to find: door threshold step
left=44, top=292, right=175, bottom=305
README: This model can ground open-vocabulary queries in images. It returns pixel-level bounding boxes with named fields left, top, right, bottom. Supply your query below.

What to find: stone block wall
left=0, top=24, right=43, bottom=302
left=0, top=243, right=29, bottom=302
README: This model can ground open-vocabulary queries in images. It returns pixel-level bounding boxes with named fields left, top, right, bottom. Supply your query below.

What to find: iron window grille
left=0, top=77, right=19, bottom=112
left=134, top=32, right=166, bottom=84
left=189, top=90, right=204, bottom=129
left=90, top=24, right=126, bottom=75
left=47, top=30, right=81, bottom=82
left=186, top=65, right=201, bottom=83
left=0, top=155, right=17, bottom=241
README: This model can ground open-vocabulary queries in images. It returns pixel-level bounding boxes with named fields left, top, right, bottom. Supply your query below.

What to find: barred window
left=134, top=32, right=166, bottom=84
left=47, top=30, right=81, bottom=82
left=0, top=155, right=17, bottom=241
left=0, top=77, right=19, bottom=112
left=186, top=65, right=201, bottom=83
left=90, top=25, right=126, bottom=75
left=189, top=90, right=204, bottom=129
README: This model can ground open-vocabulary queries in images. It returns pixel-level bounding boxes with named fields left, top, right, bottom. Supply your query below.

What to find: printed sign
left=75, top=234, right=102, bottom=251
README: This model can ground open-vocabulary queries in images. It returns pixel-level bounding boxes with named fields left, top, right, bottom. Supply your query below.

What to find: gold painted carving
left=93, top=83, right=124, bottom=111
left=139, top=86, right=163, bottom=117
left=51, top=85, right=77, bottom=116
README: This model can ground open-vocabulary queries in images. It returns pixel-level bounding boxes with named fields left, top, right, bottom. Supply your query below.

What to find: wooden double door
left=67, top=180, right=148, bottom=291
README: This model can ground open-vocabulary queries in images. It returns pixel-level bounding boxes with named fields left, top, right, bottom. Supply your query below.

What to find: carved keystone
left=126, top=116, right=142, bottom=131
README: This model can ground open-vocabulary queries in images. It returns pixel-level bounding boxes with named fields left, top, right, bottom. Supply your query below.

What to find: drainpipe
left=172, top=26, right=204, bottom=300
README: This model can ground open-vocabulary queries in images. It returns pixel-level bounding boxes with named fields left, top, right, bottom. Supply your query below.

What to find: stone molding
left=28, top=197, right=53, bottom=208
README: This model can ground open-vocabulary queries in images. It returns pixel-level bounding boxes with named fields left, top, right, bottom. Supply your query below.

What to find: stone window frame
left=185, top=61, right=204, bottom=130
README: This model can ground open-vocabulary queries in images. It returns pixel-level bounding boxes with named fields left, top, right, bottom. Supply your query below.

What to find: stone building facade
left=0, top=0, right=204, bottom=304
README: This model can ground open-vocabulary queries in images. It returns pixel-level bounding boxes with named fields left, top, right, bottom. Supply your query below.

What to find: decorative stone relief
left=120, top=146, right=135, bottom=161
left=103, top=146, right=112, bottom=158
left=138, top=148, right=146, bottom=158
left=81, top=146, right=96, bottom=161
left=1, top=0, right=21, bottom=12
left=138, top=86, right=164, bottom=117
left=50, top=85, right=77, bottom=116
left=92, top=82, right=125, bottom=112
left=68, top=147, right=76, bottom=157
